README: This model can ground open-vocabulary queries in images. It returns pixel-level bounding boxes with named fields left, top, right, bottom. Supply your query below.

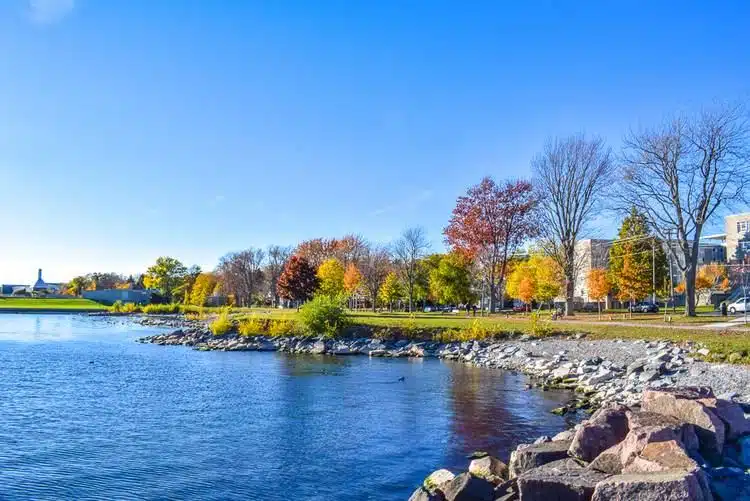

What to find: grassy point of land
left=0, top=297, right=107, bottom=311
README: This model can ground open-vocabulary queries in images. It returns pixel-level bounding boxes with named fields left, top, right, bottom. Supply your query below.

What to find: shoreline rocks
left=415, top=387, right=749, bottom=500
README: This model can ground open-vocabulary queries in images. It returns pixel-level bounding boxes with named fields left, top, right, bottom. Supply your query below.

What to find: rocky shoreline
left=134, top=315, right=750, bottom=500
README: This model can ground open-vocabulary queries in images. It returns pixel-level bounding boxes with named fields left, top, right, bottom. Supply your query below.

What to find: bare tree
left=392, top=227, right=430, bottom=312
left=264, top=245, right=292, bottom=307
left=217, top=248, right=266, bottom=307
left=532, top=134, right=616, bottom=316
left=337, top=234, right=368, bottom=267
left=358, top=244, right=391, bottom=312
left=617, top=104, right=749, bottom=316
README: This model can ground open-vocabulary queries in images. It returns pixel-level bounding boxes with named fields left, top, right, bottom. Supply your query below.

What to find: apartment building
left=726, top=212, right=750, bottom=262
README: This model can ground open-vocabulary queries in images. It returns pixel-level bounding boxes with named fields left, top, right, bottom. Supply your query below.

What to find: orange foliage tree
left=586, top=268, right=611, bottom=318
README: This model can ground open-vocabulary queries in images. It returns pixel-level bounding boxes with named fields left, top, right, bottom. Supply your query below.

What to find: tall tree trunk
left=565, top=278, right=575, bottom=316
left=685, top=265, right=697, bottom=317
left=488, top=282, right=497, bottom=314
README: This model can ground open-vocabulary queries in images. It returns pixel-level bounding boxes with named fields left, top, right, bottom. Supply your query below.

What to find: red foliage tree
left=276, top=256, right=319, bottom=306
left=444, top=177, right=538, bottom=312
left=294, top=238, right=340, bottom=269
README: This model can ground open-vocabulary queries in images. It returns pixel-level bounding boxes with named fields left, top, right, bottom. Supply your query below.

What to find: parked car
left=629, top=301, right=659, bottom=313
left=728, top=298, right=749, bottom=314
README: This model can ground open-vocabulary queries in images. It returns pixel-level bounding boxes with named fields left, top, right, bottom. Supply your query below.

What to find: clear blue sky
left=1, top=0, right=748, bottom=284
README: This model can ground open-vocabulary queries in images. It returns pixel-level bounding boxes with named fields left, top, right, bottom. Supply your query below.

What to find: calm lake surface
left=0, top=314, right=574, bottom=500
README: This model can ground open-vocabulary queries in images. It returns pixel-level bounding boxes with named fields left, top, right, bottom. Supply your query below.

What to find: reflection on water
left=0, top=314, right=575, bottom=500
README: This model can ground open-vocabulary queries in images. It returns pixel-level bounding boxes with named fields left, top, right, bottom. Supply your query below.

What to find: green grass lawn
left=230, top=307, right=750, bottom=363
left=0, top=297, right=107, bottom=311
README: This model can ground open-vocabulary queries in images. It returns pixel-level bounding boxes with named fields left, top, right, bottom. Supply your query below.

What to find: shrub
left=143, top=303, right=180, bottom=314
left=529, top=312, right=553, bottom=337
left=123, top=302, right=141, bottom=313
left=110, top=300, right=124, bottom=313
left=238, top=317, right=267, bottom=337
left=210, top=308, right=234, bottom=335
left=298, top=295, right=349, bottom=338
left=267, top=319, right=299, bottom=337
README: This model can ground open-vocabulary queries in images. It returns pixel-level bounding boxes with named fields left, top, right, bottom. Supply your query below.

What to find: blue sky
left=1, top=0, right=748, bottom=284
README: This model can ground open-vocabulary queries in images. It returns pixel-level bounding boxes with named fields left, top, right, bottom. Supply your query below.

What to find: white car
left=728, top=298, right=749, bottom=314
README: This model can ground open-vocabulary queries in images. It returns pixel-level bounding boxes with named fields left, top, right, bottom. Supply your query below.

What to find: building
left=726, top=212, right=750, bottom=262
left=573, top=239, right=613, bottom=304
left=2, top=269, right=63, bottom=296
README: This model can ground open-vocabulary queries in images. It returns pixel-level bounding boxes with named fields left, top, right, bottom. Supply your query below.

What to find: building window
left=738, top=221, right=749, bottom=233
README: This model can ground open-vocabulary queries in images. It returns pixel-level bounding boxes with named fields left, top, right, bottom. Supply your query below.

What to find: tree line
left=65, top=102, right=749, bottom=317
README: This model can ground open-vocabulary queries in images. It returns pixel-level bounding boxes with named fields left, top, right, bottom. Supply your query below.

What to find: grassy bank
left=0, top=297, right=107, bottom=311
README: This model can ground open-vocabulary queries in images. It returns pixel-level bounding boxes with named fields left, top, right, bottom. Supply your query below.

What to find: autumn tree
left=343, top=264, right=362, bottom=294
left=445, top=177, right=537, bottom=313
left=86, top=272, right=125, bottom=290
left=532, top=135, right=616, bottom=316
left=317, top=258, right=345, bottom=298
left=188, top=272, right=218, bottom=306
left=276, top=256, right=318, bottom=307
left=217, top=249, right=265, bottom=307
left=144, top=257, right=188, bottom=301
left=586, top=268, right=611, bottom=318
left=379, top=272, right=403, bottom=311
left=337, top=234, right=367, bottom=267
left=392, top=227, right=430, bottom=312
left=506, top=253, right=563, bottom=311
left=428, top=252, right=476, bottom=307
left=359, top=245, right=391, bottom=312
left=695, top=263, right=730, bottom=305
left=609, top=208, right=668, bottom=303
left=616, top=103, right=750, bottom=316
left=294, top=238, right=340, bottom=269
left=66, top=276, right=91, bottom=296
left=264, top=245, right=292, bottom=307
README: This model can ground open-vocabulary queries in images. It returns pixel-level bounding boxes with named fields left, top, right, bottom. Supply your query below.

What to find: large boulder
left=468, top=455, right=508, bottom=485
left=508, top=440, right=572, bottom=478
left=622, top=440, right=699, bottom=473
left=424, top=469, right=456, bottom=495
left=698, top=398, right=750, bottom=441
left=516, top=459, right=609, bottom=501
left=569, top=405, right=629, bottom=462
left=627, top=410, right=700, bottom=452
left=591, top=470, right=713, bottom=501
left=441, top=473, right=495, bottom=501
left=408, top=487, right=445, bottom=501
left=588, top=424, right=680, bottom=475
left=642, top=387, right=726, bottom=461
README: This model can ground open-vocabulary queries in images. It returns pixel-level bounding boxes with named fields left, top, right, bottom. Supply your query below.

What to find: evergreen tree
left=609, top=208, right=668, bottom=303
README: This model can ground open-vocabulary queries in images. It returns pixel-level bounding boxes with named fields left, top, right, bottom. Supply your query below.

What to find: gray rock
left=509, top=440, right=572, bottom=478
left=424, top=469, right=455, bottom=494
left=311, top=340, right=327, bottom=354
left=592, top=470, right=712, bottom=501
left=516, top=459, right=609, bottom=501
left=409, top=487, right=445, bottom=501
left=468, top=456, right=508, bottom=485
left=441, top=472, right=494, bottom=501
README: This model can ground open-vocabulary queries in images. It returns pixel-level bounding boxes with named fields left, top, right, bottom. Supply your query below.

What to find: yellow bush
left=238, top=317, right=267, bottom=337
left=210, top=308, right=234, bottom=335
left=267, top=319, right=298, bottom=337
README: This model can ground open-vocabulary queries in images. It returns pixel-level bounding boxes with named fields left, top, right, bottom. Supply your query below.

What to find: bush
left=267, top=319, right=299, bottom=337
left=123, top=302, right=141, bottom=313
left=298, top=295, right=349, bottom=338
left=110, top=300, right=124, bottom=313
left=143, top=303, right=180, bottom=314
left=238, top=317, right=267, bottom=336
left=529, top=312, right=553, bottom=337
left=210, top=308, right=234, bottom=335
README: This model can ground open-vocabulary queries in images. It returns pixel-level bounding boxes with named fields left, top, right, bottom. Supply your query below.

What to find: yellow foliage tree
left=586, top=268, right=611, bottom=318
left=189, top=273, right=219, bottom=306
left=617, top=253, right=652, bottom=309
left=379, top=272, right=403, bottom=311
left=506, top=253, right=563, bottom=311
left=317, top=258, right=345, bottom=298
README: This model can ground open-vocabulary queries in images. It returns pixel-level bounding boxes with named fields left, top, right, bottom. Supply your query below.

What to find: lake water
left=0, top=314, right=574, bottom=500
